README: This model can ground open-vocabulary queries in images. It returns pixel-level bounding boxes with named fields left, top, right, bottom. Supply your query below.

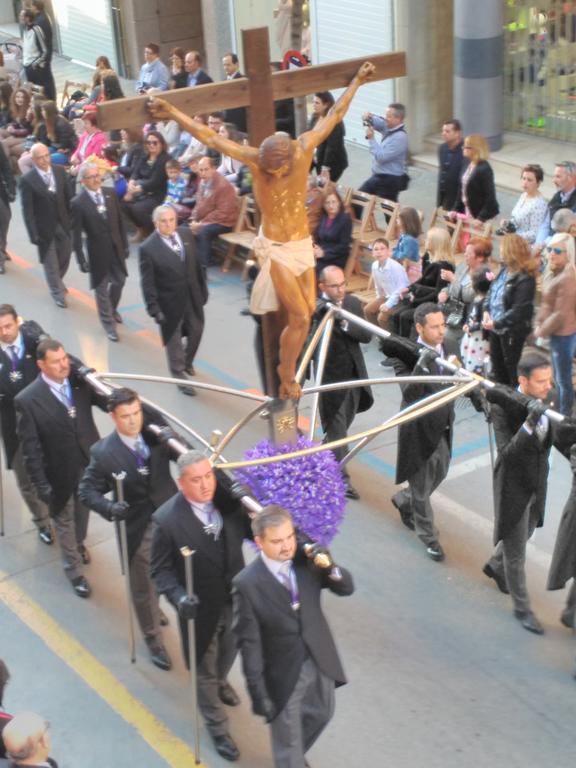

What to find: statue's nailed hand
left=357, top=62, right=376, bottom=83
left=146, top=96, right=173, bottom=121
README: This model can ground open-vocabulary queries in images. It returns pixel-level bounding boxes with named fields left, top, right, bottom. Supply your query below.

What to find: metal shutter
left=52, top=0, right=117, bottom=70
left=309, top=0, right=395, bottom=144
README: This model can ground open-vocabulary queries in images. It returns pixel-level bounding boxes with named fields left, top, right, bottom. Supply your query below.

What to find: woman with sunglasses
left=534, top=233, right=576, bottom=415
left=482, top=233, right=538, bottom=386
left=122, top=130, right=169, bottom=241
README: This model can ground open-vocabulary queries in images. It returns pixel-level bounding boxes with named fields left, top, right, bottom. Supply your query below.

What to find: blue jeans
left=550, top=333, right=576, bottom=416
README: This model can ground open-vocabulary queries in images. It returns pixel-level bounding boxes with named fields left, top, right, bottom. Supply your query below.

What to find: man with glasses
left=535, top=160, right=576, bottom=247
left=71, top=163, right=128, bottom=342
left=136, top=42, right=169, bottom=93
left=309, top=265, right=373, bottom=500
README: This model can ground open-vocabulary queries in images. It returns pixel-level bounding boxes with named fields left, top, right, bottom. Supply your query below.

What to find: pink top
left=71, top=130, right=108, bottom=165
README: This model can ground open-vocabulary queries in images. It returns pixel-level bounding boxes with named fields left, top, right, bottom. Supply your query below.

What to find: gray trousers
left=562, top=580, right=576, bottom=626
left=129, top=522, right=161, bottom=643
left=0, top=197, right=10, bottom=263
left=321, top=387, right=361, bottom=479
left=164, top=304, right=204, bottom=378
left=197, top=604, right=236, bottom=737
left=11, top=444, right=50, bottom=529
left=94, top=259, right=126, bottom=334
left=396, top=433, right=451, bottom=545
left=53, top=490, right=90, bottom=582
left=270, top=657, right=335, bottom=768
left=42, top=224, right=71, bottom=302
left=487, top=496, right=539, bottom=615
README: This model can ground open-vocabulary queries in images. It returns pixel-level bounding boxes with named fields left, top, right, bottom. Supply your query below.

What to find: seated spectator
left=206, top=112, right=224, bottom=165
left=217, top=122, right=244, bottom=183
left=312, top=187, right=352, bottom=275
left=0, top=83, right=12, bottom=130
left=0, top=660, right=11, bottom=759
left=136, top=43, right=169, bottom=94
left=155, top=116, right=181, bottom=156
left=164, top=158, right=190, bottom=221
left=391, top=226, right=455, bottom=338
left=117, top=126, right=145, bottom=180
left=169, top=47, right=187, bottom=89
left=235, top=163, right=253, bottom=196
left=0, top=88, right=32, bottom=170
left=122, top=129, right=169, bottom=241
left=177, top=114, right=208, bottom=166
left=18, top=100, right=77, bottom=173
left=184, top=50, right=213, bottom=87
left=2, top=711, right=55, bottom=767
left=308, top=91, right=348, bottom=183
left=392, top=206, right=422, bottom=282
left=69, top=112, right=108, bottom=174
left=305, top=173, right=324, bottom=234
left=189, top=156, right=238, bottom=267
left=364, top=237, right=410, bottom=329
left=497, top=164, right=547, bottom=245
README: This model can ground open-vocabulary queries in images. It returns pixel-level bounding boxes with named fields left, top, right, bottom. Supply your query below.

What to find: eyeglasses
left=83, top=174, right=100, bottom=180
left=546, top=246, right=566, bottom=255
left=325, top=281, right=347, bottom=290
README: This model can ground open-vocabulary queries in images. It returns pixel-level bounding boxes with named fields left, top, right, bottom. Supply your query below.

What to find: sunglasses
left=546, top=246, right=565, bottom=255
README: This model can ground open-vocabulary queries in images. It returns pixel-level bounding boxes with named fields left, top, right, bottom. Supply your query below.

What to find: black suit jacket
left=71, top=187, right=128, bottom=288
left=232, top=552, right=353, bottom=716
left=151, top=481, right=250, bottom=663
left=224, top=71, right=247, bottom=134
left=457, top=160, right=499, bottom=221
left=437, top=141, right=467, bottom=210
left=0, top=321, right=48, bottom=467
left=19, top=165, right=72, bottom=260
left=309, top=116, right=348, bottom=182
left=309, top=294, right=373, bottom=424
left=193, top=69, right=213, bottom=86
left=314, top=211, right=353, bottom=271
left=139, top=227, right=208, bottom=344
left=78, top=417, right=178, bottom=560
left=15, top=368, right=106, bottom=509
left=0, top=142, right=15, bottom=206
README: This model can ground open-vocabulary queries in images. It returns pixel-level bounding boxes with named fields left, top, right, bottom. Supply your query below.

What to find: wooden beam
left=98, top=51, right=407, bottom=131
left=242, top=27, right=276, bottom=145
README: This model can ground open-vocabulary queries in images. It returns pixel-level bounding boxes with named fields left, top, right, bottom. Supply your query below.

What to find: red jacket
left=192, top=172, right=238, bottom=227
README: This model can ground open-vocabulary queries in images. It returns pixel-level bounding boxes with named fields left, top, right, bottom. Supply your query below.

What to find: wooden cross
left=98, top=27, right=406, bottom=145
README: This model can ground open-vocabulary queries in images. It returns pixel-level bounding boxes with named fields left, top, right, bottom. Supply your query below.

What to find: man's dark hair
left=30, top=0, right=45, bottom=10
left=517, top=351, right=551, bottom=380
left=388, top=102, right=405, bottom=121
left=36, top=338, right=63, bottom=360
left=0, top=303, right=17, bottom=320
left=443, top=118, right=462, bottom=132
left=223, top=52, right=239, bottom=64
left=107, top=387, right=140, bottom=413
left=209, top=111, right=225, bottom=120
left=145, top=42, right=160, bottom=56
left=252, top=505, right=293, bottom=538
left=414, top=302, right=441, bottom=327
left=372, top=237, right=389, bottom=249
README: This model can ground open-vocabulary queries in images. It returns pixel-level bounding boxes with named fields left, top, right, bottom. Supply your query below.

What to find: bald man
left=2, top=711, right=57, bottom=767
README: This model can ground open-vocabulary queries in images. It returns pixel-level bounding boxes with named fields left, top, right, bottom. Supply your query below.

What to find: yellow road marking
left=0, top=571, right=205, bottom=767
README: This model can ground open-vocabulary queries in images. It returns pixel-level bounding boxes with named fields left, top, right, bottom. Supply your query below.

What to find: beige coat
left=536, top=263, right=576, bottom=337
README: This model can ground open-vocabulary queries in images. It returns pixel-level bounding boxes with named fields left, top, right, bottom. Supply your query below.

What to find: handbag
left=444, top=285, right=466, bottom=328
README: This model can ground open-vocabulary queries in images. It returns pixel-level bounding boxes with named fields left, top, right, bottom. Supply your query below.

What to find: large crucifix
left=99, top=28, right=406, bottom=401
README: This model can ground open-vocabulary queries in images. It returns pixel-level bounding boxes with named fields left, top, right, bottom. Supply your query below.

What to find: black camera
left=495, top=220, right=517, bottom=236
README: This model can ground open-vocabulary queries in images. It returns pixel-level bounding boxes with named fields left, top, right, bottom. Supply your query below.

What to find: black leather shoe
left=71, top=576, right=91, bottom=598
left=212, top=733, right=240, bottom=762
left=514, top=610, right=544, bottom=635
left=147, top=642, right=172, bottom=671
left=482, top=563, right=509, bottom=594
left=178, top=384, right=197, bottom=396
left=38, top=526, right=54, bottom=545
left=107, top=331, right=119, bottom=342
left=55, top=298, right=67, bottom=308
left=344, top=483, right=360, bottom=501
left=239, top=307, right=251, bottom=316
left=159, top=610, right=169, bottom=627
left=78, top=544, right=91, bottom=565
left=218, top=681, right=240, bottom=706
left=426, top=542, right=445, bottom=562
left=185, top=365, right=196, bottom=376
left=560, top=609, right=574, bottom=629
left=391, top=495, right=414, bottom=530
left=114, top=311, right=123, bottom=323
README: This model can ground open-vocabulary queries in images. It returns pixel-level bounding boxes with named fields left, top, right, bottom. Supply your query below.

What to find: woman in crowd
left=169, top=47, right=187, bottom=89
left=391, top=226, right=454, bottom=338
left=439, top=235, right=493, bottom=355
left=178, top=113, right=208, bottom=166
left=308, top=91, right=348, bottom=182
left=482, top=233, right=538, bottom=386
left=457, top=133, right=499, bottom=222
left=497, top=164, right=547, bottom=245
left=312, top=187, right=353, bottom=275
left=0, top=82, right=12, bottom=129
left=69, top=112, right=108, bottom=173
left=217, top=122, right=244, bottom=183
left=534, top=233, right=576, bottom=416
left=117, top=126, right=145, bottom=180
left=0, top=88, right=32, bottom=169
left=392, top=206, right=422, bottom=282
left=122, top=129, right=169, bottom=240
left=36, top=100, right=77, bottom=163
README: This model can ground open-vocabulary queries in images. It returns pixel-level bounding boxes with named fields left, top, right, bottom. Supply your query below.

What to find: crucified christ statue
left=148, top=61, right=375, bottom=400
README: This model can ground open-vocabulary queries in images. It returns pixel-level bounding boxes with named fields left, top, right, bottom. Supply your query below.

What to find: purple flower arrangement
left=237, top=436, right=347, bottom=545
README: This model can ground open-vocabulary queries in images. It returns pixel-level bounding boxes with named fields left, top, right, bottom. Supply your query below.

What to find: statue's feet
left=278, top=379, right=301, bottom=401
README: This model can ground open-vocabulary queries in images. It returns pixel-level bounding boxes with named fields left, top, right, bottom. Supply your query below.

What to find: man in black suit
left=311, top=265, right=373, bottom=500
left=151, top=450, right=250, bottom=762
left=79, top=388, right=181, bottom=670
left=3, top=711, right=58, bottom=768
left=19, top=143, right=73, bottom=308
left=437, top=119, right=467, bottom=211
left=389, top=302, right=455, bottom=562
left=15, top=339, right=107, bottom=597
left=222, top=53, right=247, bottom=134
left=233, top=506, right=353, bottom=768
left=184, top=51, right=213, bottom=87
left=0, top=143, right=15, bottom=275
left=0, top=304, right=51, bottom=543
left=483, top=351, right=576, bottom=635
left=71, top=163, right=128, bottom=342
left=139, top=204, right=208, bottom=396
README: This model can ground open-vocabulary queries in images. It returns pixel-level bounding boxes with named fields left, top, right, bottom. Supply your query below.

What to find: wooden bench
left=218, top=195, right=259, bottom=271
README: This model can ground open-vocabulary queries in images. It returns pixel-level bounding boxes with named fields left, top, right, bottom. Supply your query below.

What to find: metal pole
left=180, top=546, right=201, bottom=765
left=308, top=316, right=335, bottom=441
left=113, top=471, right=136, bottom=664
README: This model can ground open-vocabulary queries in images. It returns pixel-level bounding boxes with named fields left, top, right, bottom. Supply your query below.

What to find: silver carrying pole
left=112, top=471, right=136, bottom=664
left=180, top=546, right=201, bottom=765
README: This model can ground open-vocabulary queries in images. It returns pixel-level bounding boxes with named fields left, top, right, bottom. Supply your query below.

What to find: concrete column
left=201, top=0, right=234, bottom=82
left=454, top=0, right=503, bottom=150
